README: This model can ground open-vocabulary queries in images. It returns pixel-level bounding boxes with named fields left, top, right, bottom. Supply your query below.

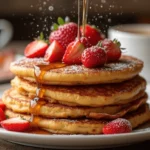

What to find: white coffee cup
left=108, top=24, right=150, bottom=82
left=0, top=19, right=13, bottom=49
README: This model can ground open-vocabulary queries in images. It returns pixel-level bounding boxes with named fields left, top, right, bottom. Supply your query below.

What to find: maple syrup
left=29, top=63, right=67, bottom=124
left=82, top=0, right=89, bottom=37
left=77, top=0, right=89, bottom=38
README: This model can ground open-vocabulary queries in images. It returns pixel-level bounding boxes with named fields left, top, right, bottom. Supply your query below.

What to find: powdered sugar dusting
left=11, top=55, right=143, bottom=75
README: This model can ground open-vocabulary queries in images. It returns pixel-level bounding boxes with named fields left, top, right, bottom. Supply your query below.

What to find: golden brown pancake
left=10, top=55, right=143, bottom=85
left=2, top=88, right=148, bottom=119
left=11, top=76, right=146, bottom=106
left=5, top=104, right=150, bottom=134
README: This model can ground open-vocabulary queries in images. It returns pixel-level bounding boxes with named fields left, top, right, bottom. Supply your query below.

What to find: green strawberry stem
left=113, top=38, right=121, bottom=48
left=37, top=32, right=49, bottom=44
left=58, top=17, right=65, bottom=25
left=97, top=41, right=102, bottom=47
left=51, top=17, right=66, bottom=31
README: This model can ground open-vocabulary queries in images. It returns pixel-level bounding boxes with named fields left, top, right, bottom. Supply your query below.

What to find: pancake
left=10, top=55, right=143, bottom=85
left=5, top=104, right=150, bottom=134
left=11, top=76, right=146, bottom=107
left=2, top=88, right=148, bottom=119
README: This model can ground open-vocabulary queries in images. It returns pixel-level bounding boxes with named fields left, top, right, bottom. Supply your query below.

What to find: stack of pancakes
left=2, top=55, right=150, bottom=134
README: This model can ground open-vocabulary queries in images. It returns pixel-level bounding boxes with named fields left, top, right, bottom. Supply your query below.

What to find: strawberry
left=80, top=24, right=104, bottom=46
left=1, top=117, right=30, bottom=132
left=24, top=33, right=49, bottom=58
left=49, top=20, right=78, bottom=50
left=81, top=44, right=107, bottom=68
left=62, top=39, right=85, bottom=64
left=80, top=37, right=91, bottom=48
left=101, top=39, right=121, bottom=62
left=0, top=99, right=6, bottom=111
left=44, top=40, right=65, bottom=62
left=102, top=118, right=132, bottom=134
left=0, top=108, right=6, bottom=122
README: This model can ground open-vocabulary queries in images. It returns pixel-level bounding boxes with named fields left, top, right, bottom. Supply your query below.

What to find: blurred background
left=0, top=0, right=150, bottom=82
left=1, top=0, right=150, bottom=48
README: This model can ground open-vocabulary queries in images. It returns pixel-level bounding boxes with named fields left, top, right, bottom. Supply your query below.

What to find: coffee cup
left=108, top=24, right=150, bottom=82
left=0, top=19, right=13, bottom=49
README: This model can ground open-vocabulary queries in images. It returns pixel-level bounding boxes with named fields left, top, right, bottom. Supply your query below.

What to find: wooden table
left=0, top=139, right=150, bottom=150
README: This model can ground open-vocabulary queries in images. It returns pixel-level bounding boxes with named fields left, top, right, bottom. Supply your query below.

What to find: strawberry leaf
left=57, top=17, right=65, bottom=25
left=39, top=32, right=44, bottom=40
left=113, top=38, right=121, bottom=47
left=53, top=23, right=59, bottom=31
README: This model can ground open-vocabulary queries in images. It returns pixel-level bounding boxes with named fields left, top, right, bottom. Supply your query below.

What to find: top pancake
left=10, top=55, right=143, bottom=85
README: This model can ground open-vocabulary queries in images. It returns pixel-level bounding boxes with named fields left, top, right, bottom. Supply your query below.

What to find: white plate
left=0, top=84, right=149, bottom=149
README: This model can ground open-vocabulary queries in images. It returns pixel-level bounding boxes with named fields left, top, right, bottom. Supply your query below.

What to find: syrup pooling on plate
left=30, top=63, right=67, bottom=123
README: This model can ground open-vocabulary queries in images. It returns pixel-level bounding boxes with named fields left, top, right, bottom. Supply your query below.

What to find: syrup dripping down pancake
left=11, top=75, right=146, bottom=107
left=2, top=88, right=148, bottom=119
left=4, top=104, right=150, bottom=134
left=10, top=55, right=143, bottom=85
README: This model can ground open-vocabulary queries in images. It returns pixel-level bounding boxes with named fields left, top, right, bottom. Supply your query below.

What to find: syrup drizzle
left=82, top=0, right=89, bottom=37
left=30, top=63, right=67, bottom=123
left=77, top=0, right=81, bottom=39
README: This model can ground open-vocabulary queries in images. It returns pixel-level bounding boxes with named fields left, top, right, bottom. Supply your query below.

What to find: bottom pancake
left=5, top=104, right=150, bottom=134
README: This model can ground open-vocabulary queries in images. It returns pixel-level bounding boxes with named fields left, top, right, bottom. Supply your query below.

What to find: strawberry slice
left=80, top=24, right=104, bottom=46
left=0, top=99, right=6, bottom=111
left=44, top=40, right=65, bottom=62
left=1, top=117, right=30, bottom=132
left=62, top=39, right=85, bottom=64
left=102, top=118, right=132, bottom=134
left=24, top=40, right=49, bottom=58
left=0, top=108, right=6, bottom=122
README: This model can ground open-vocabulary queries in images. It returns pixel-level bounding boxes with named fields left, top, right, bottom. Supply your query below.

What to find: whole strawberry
left=49, top=17, right=78, bottom=50
left=102, top=118, right=132, bottom=134
left=81, top=44, right=107, bottom=68
left=80, top=24, right=104, bottom=46
left=101, top=39, right=122, bottom=62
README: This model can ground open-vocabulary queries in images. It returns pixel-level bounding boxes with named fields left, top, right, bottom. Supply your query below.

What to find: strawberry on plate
left=1, top=117, right=30, bottom=132
left=62, top=38, right=85, bottom=65
left=0, top=108, right=6, bottom=122
left=81, top=43, right=107, bottom=68
left=49, top=17, right=78, bottom=50
left=80, top=24, right=104, bottom=46
left=101, top=39, right=122, bottom=62
left=102, top=118, right=132, bottom=134
left=24, top=33, right=49, bottom=58
left=0, top=99, right=6, bottom=111
left=44, top=40, right=65, bottom=62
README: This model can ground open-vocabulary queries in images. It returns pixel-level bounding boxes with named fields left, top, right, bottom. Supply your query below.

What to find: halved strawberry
left=0, top=99, right=6, bottom=111
left=101, top=39, right=122, bottom=62
left=44, top=40, right=65, bottom=62
left=80, top=24, right=104, bottom=46
left=102, top=118, right=132, bottom=134
left=62, top=39, right=85, bottom=64
left=24, top=40, right=49, bottom=58
left=1, top=117, right=30, bottom=132
left=0, top=108, right=6, bottom=122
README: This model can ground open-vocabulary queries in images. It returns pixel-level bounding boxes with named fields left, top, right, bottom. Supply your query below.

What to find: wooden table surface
left=0, top=139, right=150, bottom=150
